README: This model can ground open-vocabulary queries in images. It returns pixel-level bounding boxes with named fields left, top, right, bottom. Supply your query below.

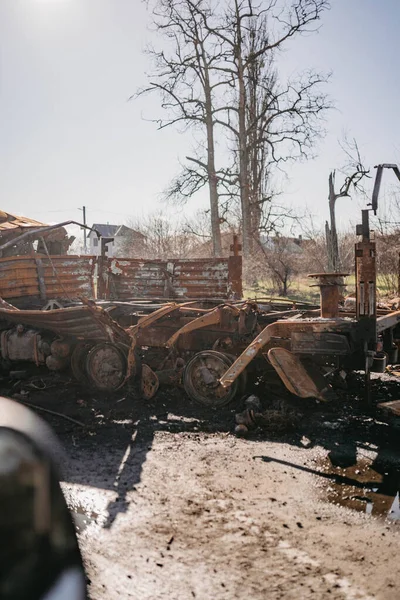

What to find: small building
left=87, top=223, right=143, bottom=257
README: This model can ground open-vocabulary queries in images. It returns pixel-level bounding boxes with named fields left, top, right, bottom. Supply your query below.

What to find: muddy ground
left=4, top=370, right=400, bottom=599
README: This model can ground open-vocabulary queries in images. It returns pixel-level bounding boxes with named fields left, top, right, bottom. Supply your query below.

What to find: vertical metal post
left=83, top=206, right=87, bottom=252
left=229, top=235, right=243, bottom=299
left=78, top=206, right=88, bottom=253
left=355, top=209, right=376, bottom=406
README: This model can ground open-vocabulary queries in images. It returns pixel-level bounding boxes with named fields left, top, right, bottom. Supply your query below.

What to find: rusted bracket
left=165, top=305, right=240, bottom=349
left=128, top=302, right=180, bottom=340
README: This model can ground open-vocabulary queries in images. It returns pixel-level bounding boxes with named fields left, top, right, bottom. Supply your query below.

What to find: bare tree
left=203, top=0, right=331, bottom=257
left=371, top=192, right=400, bottom=296
left=325, top=138, right=369, bottom=271
left=138, top=0, right=331, bottom=262
left=260, top=235, right=301, bottom=296
left=135, top=0, right=225, bottom=256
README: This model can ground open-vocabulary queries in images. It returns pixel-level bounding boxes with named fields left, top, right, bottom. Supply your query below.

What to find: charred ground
left=2, top=370, right=400, bottom=599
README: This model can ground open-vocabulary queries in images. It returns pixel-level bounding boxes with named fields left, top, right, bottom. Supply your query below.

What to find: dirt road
left=7, top=374, right=400, bottom=599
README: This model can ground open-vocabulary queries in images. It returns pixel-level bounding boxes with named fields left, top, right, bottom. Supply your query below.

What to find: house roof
left=89, top=224, right=120, bottom=238
left=115, top=224, right=145, bottom=239
left=88, top=223, right=144, bottom=240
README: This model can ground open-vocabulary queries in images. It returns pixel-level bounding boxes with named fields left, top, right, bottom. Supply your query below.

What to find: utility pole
left=78, top=206, right=87, bottom=253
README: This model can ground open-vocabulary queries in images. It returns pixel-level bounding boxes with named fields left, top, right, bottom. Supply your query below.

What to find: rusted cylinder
left=319, top=283, right=340, bottom=318
left=50, top=338, right=72, bottom=359
left=308, top=273, right=348, bottom=318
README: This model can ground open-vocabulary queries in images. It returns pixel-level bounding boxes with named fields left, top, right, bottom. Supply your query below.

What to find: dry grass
left=245, top=273, right=395, bottom=304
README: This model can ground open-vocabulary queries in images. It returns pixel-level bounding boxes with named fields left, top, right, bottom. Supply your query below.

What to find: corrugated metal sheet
left=0, top=212, right=46, bottom=232
left=107, top=258, right=230, bottom=299
left=0, top=255, right=95, bottom=302
left=0, top=305, right=106, bottom=340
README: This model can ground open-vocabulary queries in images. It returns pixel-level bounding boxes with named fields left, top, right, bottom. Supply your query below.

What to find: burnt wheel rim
left=183, top=350, right=238, bottom=407
left=86, top=343, right=127, bottom=391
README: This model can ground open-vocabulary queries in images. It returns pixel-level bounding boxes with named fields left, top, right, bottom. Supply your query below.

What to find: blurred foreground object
left=0, top=397, right=86, bottom=600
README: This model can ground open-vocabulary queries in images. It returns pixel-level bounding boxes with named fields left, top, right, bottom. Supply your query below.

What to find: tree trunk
left=204, top=69, right=222, bottom=257
left=327, top=172, right=340, bottom=271
left=282, top=275, right=288, bottom=296
left=236, top=4, right=252, bottom=260
left=325, top=220, right=334, bottom=271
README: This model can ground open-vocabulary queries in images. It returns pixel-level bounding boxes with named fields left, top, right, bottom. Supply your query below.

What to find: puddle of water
left=71, top=505, right=99, bottom=533
left=318, top=458, right=400, bottom=521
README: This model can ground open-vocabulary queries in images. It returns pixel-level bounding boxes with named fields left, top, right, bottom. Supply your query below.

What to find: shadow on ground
left=3, top=369, right=400, bottom=526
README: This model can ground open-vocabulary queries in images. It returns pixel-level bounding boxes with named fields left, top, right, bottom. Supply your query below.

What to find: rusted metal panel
left=106, top=258, right=167, bottom=300
left=173, top=259, right=230, bottom=298
left=268, top=348, right=332, bottom=402
left=0, top=255, right=96, bottom=303
left=106, top=257, right=233, bottom=300
left=0, top=252, right=240, bottom=305
left=291, top=332, right=351, bottom=355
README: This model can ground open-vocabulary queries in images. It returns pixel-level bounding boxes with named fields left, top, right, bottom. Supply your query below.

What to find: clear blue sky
left=1, top=0, right=399, bottom=233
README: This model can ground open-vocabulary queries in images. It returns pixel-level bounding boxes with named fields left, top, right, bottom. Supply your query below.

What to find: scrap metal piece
left=267, top=348, right=331, bottom=402
left=86, top=342, right=127, bottom=391
left=141, top=364, right=159, bottom=400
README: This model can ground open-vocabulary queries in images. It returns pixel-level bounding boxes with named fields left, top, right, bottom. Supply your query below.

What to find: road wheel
left=183, top=350, right=238, bottom=407
left=85, top=343, right=127, bottom=391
